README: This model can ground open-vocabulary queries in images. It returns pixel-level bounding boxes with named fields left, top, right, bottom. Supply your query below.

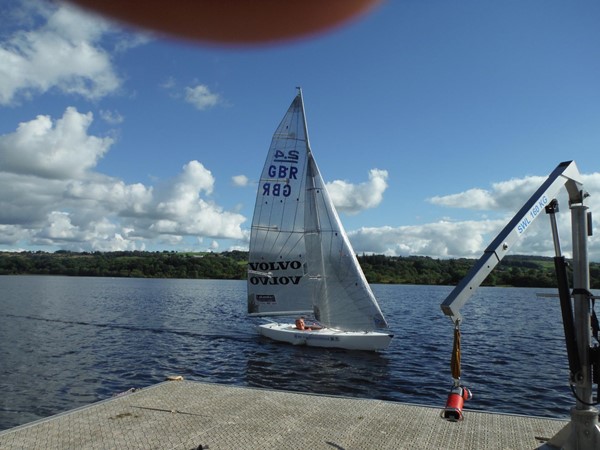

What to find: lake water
left=0, top=276, right=574, bottom=431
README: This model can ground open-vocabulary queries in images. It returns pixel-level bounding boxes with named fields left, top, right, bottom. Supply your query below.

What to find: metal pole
left=547, top=199, right=562, bottom=257
left=572, top=203, right=591, bottom=405
left=546, top=194, right=600, bottom=449
left=568, top=201, right=600, bottom=449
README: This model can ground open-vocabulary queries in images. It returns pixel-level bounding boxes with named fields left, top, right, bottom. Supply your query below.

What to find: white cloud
left=99, top=109, right=124, bottom=124
left=0, top=108, right=246, bottom=251
left=349, top=220, right=506, bottom=258
left=327, top=169, right=388, bottom=214
left=160, top=77, right=177, bottom=90
left=113, top=33, right=151, bottom=53
left=583, top=172, right=600, bottom=196
left=149, top=196, right=246, bottom=239
left=0, top=171, right=66, bottom=225
left=184, top=84, right=220, bottom=110
left=38, top=211, right=79, bottom=240
left=232, top=174, right=249, bottom=187
left=429, top=176, right=546, bottom=211
left=0, top=2, right=123, bottom=104
left=156, top=161, right=215, bottom=216
left=334, top=168, right=600, bottom=261
left=0, top=224, right=30, bottom=246
left=429, top=188, right=497, bottom=210
left=161, top=79, right=224, bottom=110
left=64, top=175, right=153, bottom=216
left=0, top=107, right=112, bottom=179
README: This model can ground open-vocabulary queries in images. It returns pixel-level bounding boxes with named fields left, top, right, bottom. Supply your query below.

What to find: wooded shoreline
left=1, top=250, right=598, bottom=288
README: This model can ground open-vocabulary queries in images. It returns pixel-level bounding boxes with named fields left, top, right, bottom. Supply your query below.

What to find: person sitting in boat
left=295, top=318, right=308, bottom=330
left=295, top=318, right=322, bottom=331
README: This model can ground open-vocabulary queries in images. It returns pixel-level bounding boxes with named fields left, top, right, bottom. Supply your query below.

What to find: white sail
left=305, top=154, right=388, bottom=331
left=248, top=89, right=388, bottom=333
left=247, top=92, right=313, bottom=316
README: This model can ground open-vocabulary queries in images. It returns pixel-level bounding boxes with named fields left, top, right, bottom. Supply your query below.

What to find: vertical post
left=568, top=201, right=600, bottom=448
left=572, top=203, right=592, bottom=406
left=547, top=191, right=600, bottom=449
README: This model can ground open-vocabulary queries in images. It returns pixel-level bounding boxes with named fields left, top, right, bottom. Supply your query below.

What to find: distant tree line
left=0, top=250, right=598, bottom=289
left=0, top=250, right=247, bottom=280
left=359, top=253, right=600, bottom=289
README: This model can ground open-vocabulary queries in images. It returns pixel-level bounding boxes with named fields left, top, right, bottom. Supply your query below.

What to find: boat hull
left=257, top=322, right=393, bottom=351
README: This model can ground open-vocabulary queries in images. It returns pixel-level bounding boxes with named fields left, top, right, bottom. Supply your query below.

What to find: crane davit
left=440, top=161, right=600, bottom=449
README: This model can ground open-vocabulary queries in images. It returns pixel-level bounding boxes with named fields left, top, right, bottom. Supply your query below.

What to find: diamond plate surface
left=0, top=380, right=567, bottom=449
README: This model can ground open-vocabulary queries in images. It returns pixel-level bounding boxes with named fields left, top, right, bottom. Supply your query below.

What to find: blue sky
left=1, top=0, right=599, bottom=260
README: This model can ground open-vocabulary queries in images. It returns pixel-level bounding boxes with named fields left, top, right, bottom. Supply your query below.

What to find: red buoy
left=441, top=385, right=472, bottom=422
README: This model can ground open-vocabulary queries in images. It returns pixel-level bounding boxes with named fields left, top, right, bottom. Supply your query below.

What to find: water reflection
left=245, top=342, right=392, bottom=399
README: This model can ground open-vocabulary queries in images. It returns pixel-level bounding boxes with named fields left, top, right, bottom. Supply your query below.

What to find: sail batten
left=247, top=91, right=389, bottom=333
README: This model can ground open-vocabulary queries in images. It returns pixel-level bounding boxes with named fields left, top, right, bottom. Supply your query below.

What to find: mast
left=297, top=87, right=312, bottom=152
left=299, top=87, right=326, bottom=321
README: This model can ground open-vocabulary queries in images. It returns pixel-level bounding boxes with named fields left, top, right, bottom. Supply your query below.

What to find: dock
left=0, top=380, right=567, bottom=449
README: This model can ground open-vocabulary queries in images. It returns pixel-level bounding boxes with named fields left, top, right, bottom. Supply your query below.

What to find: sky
left=1, top=0, right=600, bottom=261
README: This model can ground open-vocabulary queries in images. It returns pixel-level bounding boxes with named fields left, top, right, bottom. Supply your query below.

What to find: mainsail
left=247, top=89, right=388, bottom=332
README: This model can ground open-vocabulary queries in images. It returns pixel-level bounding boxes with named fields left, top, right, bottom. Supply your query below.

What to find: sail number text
left=262, top=149, right=300, bottom=197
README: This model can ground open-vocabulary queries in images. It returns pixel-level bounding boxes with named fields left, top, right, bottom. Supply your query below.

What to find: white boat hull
left=258, top=322, right=393, bottom=351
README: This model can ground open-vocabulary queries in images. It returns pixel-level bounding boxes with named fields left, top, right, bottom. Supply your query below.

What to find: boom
left=440, top=160, right=584, bottom=323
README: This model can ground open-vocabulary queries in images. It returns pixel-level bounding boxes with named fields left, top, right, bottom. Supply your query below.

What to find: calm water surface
left=0, top=276, right=573, bottom=431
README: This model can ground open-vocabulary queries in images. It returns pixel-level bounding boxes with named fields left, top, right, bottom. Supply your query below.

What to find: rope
left=450, top=323, right=461, bottom=381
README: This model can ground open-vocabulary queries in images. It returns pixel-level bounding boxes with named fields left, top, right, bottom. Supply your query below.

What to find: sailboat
left=247, top=89, right=393, bottom=351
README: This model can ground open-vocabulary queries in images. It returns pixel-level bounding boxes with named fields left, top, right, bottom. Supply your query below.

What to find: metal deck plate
left=0, top=380, right=567, bottom=449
